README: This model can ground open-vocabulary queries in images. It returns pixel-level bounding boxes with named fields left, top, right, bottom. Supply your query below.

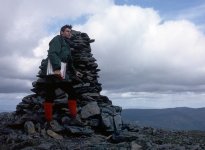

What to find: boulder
left=81, top=102, right=100, bottom=119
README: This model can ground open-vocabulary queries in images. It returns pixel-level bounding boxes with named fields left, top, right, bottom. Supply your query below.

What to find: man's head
left=60, top=25, right=72, bottom=38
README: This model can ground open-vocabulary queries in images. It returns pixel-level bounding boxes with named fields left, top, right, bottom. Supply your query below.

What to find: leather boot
left=68, top=100, right=77, bottom=118
left=43, top=102, right=53, bottom=122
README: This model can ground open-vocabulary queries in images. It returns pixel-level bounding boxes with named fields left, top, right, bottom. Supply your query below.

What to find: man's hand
left=54, top=70, right=63, bottom=79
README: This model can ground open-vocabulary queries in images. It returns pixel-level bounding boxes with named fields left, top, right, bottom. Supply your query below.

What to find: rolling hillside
left=122, top=107, right=205, bottom=131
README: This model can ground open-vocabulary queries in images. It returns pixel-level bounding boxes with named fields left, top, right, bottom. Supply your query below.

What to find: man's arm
left=48, top=36, right=62, bottom=77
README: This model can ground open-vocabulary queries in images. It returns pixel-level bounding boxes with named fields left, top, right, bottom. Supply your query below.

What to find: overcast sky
left=1, top=0, right=205, bottom=110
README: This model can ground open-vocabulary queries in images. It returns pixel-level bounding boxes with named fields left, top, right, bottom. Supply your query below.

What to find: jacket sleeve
left=48, top=36, right=61, bottom=71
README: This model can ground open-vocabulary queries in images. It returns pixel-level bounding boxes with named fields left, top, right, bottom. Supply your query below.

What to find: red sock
left=68, top=100, right=77, bottom=118
left=44, top=102, right=53, bottom=122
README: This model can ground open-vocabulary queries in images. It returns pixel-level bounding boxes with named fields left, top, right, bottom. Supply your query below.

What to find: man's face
left=61, top=28, right=72, bottom=38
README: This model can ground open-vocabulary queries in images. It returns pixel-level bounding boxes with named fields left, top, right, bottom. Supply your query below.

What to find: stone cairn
left=15, top=30, right=122, bottom=137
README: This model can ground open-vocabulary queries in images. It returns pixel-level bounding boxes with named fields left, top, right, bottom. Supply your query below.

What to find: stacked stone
left=15, top=30, right=122, bottom=136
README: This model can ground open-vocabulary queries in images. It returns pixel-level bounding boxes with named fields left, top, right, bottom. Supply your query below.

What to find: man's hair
left=60, top=25, right=72, bottom=32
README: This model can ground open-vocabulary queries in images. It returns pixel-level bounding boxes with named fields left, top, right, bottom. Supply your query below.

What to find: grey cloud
left=0, top=77, right=32, bottom=93
left=99, top=66, right=205, bottom=92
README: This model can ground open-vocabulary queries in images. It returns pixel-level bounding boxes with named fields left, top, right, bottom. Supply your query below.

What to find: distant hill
left=122, top=107, right=205, bottom=131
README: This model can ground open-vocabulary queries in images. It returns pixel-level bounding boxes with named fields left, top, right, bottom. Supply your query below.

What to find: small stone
left=131, top=141, right=142, bottom=150
left=89, top=39, right=95, bottom=43
left=21, top=95, right=33, bottom=103
left=82, top=93, right=100, bottom=97
left=47, top=130, right=63, bottom=139
left=65, top=126, right=93, bottom=135
left=24, top=121, right=35, bottom=134
left=73, top=83, right=84, bottom=88
left=49, top=120, right=64, bottom=132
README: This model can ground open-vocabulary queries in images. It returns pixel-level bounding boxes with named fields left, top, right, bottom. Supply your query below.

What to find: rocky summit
left=0, top=30, right=205, bottom=150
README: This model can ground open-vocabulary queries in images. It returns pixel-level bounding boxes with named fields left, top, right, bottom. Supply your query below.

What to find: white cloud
left=33, top=35, right=54, bottom=58
left=17, top=57, right=40, bottom=74
left=102, top=90, right=205, bottom=109
left=76, top=5, right=205, bottom=92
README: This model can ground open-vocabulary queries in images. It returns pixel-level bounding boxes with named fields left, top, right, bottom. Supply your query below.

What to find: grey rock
left=114, top=105, right=122, bottom=112
left=73, top=83, right=84, bottom=88
left=87, top=76, right=94, bottom=80
left=131, top=141, right=142, bottom=150
left=22, top=98, right=32, bottom=104
left=54, top=97, right=68, bottom=104
left=24, top=121, right=35, bottom=134
left=65, top=126, right=93, bottom=135
left=82, top=93, right=100, bottom=97
left=101, top=105, right=122, bottom=115
left=100, top=106, right=122, bottom=132
left=47, top=129, right=63, bottom=139
left=49, top=120, right=64, bottom=132
left=81, top=95, right=96, bottom=102
left=81, top=102, right=100, bottom=119
left=83, top=83, right=91, bottom=86
left=61, top=116, right=84, bottom=126
left=101, top=106, right=115, bottom=115
left=101, top=113, right=115, bottom=131
left=114, top=114, right=122, bottom=131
